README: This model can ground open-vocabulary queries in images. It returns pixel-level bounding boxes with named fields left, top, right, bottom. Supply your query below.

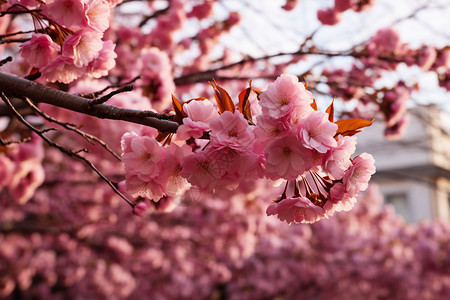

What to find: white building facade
left=356, top=105, right=450, bottom=223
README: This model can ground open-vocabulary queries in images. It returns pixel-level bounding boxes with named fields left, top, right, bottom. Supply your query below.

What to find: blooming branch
left=0, top=72, right=179, bottom=133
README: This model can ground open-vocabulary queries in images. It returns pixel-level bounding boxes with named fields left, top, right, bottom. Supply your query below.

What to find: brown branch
left=88, top=85, right=134, bottom=106
left=0, top=98, right=30, bottom=116
left=0, top=91, right=135, bottom=208
left=0, top=56, right=13, bottom=67
left=23, top=97, right=122, bottom=161
left=173, top=49, right=403, bottom=86
left=0, top=72, right=179, bottom=133
left=0, top=38, right=31, bottom=44
left=138, top=5, right=170, bottom=27
left=77, top=76, right=141, bottom=99
left=0, top=135, right=31, bottom=145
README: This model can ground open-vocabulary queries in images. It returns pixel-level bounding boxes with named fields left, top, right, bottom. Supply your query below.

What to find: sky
left=217, top=0, right=450, bottom=111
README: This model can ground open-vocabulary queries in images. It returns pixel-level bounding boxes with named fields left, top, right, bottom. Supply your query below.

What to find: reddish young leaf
left=156, top=131, right=171, bottom=143
left=171, top=94, right=187, bottom=124
left=325, top=99, right=335, bottom=122
left=183, top=97, right=207, bottom=105
left=238, top=88, right=250, bottom=112
left=335, top=118, right=374, bottom=137
left=252, top=88, right=262, bottom=98
left=310, top=97, right=318, bottom=111
left=238, top=80, right=253, bottom=122
left=209, top=80, right=235, bottom=114
left=24, top=67, right=41, bottom=80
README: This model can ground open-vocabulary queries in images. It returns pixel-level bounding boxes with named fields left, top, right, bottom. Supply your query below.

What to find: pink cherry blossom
left=62, top=29, right=104, bottom=67
left=187, top=2, right=214, bottom=19
left=297, top=111, right=338, bottom=153
left=384, top=114, right=410, bottom=140
left=140, top=47, right=172, bottom=77
left=209, top=111, right=254, bottom=150
left=8, top=0, right=40, bottom=8
left=368, top=27, right=401, bottom=56
left=259, top=74, right=313, bottom=120
left=317, top=8, right=342, bottom=26
left=132, top=202, right=147, bottom=217
left=9, top=163, right=45, bottom=204
left=0, top=155, right=14, bottom=189
left=120, top=131, right=139, bottom=154
left=183, top=99, right=217, bottom=123
left=329, top=182, right=347, bottom=204
left=327, top=182, right=358, bottom=212
left=204, top=145, right=261, bottom=190
left=124, top=174, right=164, bottom=200
left=334, top=0, right=354, bottom=12
left=343, top=153, right=376, bottom=194
left=417, top=46, right=437, bottom=71
left=383, top=82, right=410, bottom=127
left=181, top=151, right=224, bottom=190
left=266, top=197, right=326, bottom=224
left=157, top=143, right=191, bottom=197
left=253, top=115, right=290, bottom=145
left=333, top=195, right=357, bottom=212
left=19, top=34, right=60, bottom=68
left=40, top=56, right=86, bottom=84
left=86, top=0, right=111, bottom=33
left=87, top=40, right=117, bottom=78
left=121, top=135, right=163, bottom=178
left=177, top=100, right=218, bottom=140
left=281, top=0, right=299, bottom=11
left=264, top=134, right=312, bottom=180
left=42, top=0, right=87, bottom=30
left=434, top=48, right=450, bottom=70
left=322, top=135, right=356, bottom=179
left=177, top=118, right=210, bottom=140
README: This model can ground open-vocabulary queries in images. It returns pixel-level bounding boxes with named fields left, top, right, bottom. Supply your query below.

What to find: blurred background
left=1, top=0, right=450, bottom=299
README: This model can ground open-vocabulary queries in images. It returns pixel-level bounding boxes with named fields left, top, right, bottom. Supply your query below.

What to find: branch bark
left=0, top=72, right=179, bottom=133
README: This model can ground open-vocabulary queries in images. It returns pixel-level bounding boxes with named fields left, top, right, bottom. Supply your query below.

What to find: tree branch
left=23, top=97, right=122, bottom=161
left=0, top=91, right=135, bottom=209
left=173, top=48, right=401, bottom=85
left=0, top=72, right=179, bottom=133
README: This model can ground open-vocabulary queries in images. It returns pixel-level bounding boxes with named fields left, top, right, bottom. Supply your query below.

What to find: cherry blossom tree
left=0, top=0, right=449, bottom=298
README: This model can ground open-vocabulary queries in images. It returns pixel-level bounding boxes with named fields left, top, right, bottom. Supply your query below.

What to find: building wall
left=355, top=105, right=450, bottom=222
left=374, top=178, right=433, bottom=223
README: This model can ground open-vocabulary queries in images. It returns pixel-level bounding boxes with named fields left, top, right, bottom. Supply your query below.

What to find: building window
left=385, top=193, right=411, bottom=222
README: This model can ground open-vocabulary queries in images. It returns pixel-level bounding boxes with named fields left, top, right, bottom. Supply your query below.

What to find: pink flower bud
left=133, top=202, right=147, bottom=217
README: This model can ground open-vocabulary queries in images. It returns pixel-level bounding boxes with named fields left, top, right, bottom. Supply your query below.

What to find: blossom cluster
left=10, top=0, right=116, bottom=83
left=317, top=0, right=376, bottom=26
left=321, top=26, right=450, bottom=139
left=121, top=74, right=376, bottom=224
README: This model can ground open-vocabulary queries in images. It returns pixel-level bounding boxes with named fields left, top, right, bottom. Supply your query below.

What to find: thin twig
left=138, top=5, right=170, bottom=27
left=23, top=97, right=122, bottom=161
left=0, top=135, right=31, bottom=145
left=0, top=38, right=31, bottom=44
left=89, top=85, right=134, bottom=106
left=1, top=92, right=135, bottom=208
left=0, top=30, right=36, bottom=38
left=0, top=56, right=13, bottom=66
left=78, top=76, right=141, bottom=99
